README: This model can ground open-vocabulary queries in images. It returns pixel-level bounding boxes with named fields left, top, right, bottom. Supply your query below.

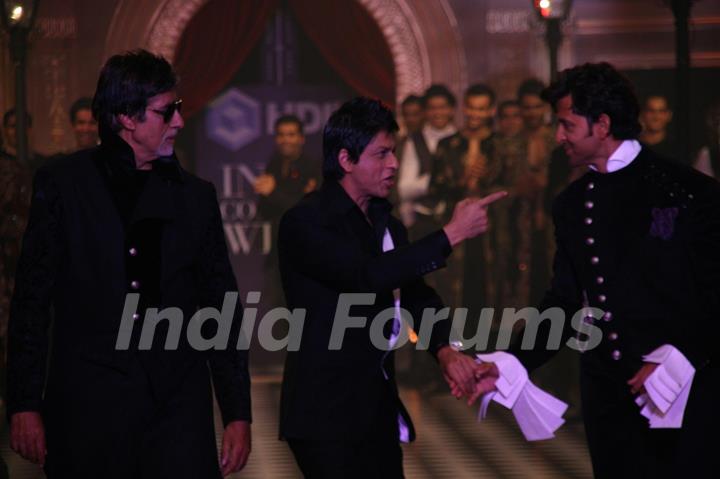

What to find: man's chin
left=158, top=146, right=175, bottom=158
left=376, top=188, right=391, bottom=199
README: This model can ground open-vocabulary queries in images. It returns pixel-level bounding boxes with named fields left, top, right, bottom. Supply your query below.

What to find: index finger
left=477, top=190, right=508, bottom=207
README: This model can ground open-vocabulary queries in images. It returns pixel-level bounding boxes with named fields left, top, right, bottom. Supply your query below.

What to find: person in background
left=0, top=111, right=32, bottom=430
left=395, top=94, right=425, bottom=171
left=639, top=94, right=678, bottom=161
left=490, top=99, right=538, bottom=311
left=693, top=99, right=720, bottom=179
left=397, top=84, right=457, bottom=236
left=255, top=114, right=318, bottom=309
left=496, top=100, right=524, bottom=139
left=69, top=97, right=99, bottom=150
left=431, top=83, right=498, bottom=312
left=517, top=78, right=555, bottom=302
left=1, top=109, right=45, bottom=171
left=399, top=94, right=425, bottom=137
left=517, top=78, right=556, bottom=215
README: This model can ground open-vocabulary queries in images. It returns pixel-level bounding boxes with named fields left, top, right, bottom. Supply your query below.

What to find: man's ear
left=338, top=148, right=354, bottom=174
left=595, top=113, right=611, bottom=139
left=117, top=113, right=136, bottom=132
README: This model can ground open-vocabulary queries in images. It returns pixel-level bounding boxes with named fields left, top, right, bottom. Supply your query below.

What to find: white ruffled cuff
left=635, top=344, right=695, bottom=429
left=475, top=352, right=568, bottom=441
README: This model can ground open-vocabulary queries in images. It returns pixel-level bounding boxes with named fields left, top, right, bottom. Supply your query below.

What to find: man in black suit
left=473, top=63, right=719, bottom=477
left=7, top=50, right=251, bottom=477
left=278, top=97, right=506, bottom=478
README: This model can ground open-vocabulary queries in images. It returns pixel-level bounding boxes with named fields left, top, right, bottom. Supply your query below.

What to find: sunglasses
left=148, top=99, right=183, bottom=123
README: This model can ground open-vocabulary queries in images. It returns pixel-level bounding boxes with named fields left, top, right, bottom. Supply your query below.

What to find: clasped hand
left=437, top=347, right=500, bottom=406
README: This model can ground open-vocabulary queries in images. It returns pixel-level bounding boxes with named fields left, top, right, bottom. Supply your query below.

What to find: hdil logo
left=206, top=88, right=261, bottom=151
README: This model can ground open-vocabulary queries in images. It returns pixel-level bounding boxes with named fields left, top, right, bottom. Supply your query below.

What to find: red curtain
left=173, top=0, right=279, bottom=117
left=173, top=0, right=395, bottom=116
left=288, top=0, right=395, bottom=107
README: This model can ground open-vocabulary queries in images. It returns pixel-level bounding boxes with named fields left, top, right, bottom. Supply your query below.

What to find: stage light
left=1, top=0, right=40, bottom=167
left=531, top=0, right=573, bottom=82
left=2, top=0, right=37, bottom=29
left=533, top=0, right=572, bottom=20
left=10, top=5, right=23, bottom=23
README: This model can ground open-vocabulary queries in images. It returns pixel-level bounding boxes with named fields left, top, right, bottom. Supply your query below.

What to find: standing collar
left=97, top=133, right=184, bottom=183
left=589, top=139, right=642, bottom=173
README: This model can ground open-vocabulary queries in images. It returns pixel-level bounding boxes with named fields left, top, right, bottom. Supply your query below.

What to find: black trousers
left=581, top=363, right=717, bottom=479
left=287, top=398, right=404, bottom=479
left=42, top=354, right=221, bottom=479
left=288, top=435, right=403, bottom=479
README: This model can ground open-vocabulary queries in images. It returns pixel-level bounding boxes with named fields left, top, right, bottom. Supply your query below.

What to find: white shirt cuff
left=475, top=352, right=568, bottom=441
left=635, top=344, right=695, bottom=428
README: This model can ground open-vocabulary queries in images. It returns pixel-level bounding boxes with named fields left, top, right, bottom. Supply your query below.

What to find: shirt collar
left=589, top=139, right=642, bottom=173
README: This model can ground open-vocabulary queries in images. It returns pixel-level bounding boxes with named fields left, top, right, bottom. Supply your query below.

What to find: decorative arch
left=104, top=0, right=467, bottom=106
left=356, top=0, right=467, bottom=103
left=104, top=0, right=208, bottom=61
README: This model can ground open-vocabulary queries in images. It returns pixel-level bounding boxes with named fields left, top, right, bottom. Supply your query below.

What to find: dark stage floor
left=1, top=373, right=592, bottom=478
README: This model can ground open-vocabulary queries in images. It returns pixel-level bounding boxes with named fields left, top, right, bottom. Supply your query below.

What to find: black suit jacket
left=512, top=147, right=720, bottom=377
left=7, top=135, right=251, bottom=427
left=512, top=145, right=720, bottom=475
left=278, top=180, right=453, bottom=441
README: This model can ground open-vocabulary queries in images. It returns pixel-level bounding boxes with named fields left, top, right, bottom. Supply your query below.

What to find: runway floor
left=1, top=372, right=592, bottom=478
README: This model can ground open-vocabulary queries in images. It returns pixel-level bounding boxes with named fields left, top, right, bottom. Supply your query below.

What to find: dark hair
left=92, top=49, right=178, bottom=139
left=401, top=94, right=423, bottom=109
left=322, top=97, right=398, bottom=181
left=517, top=78, right=546, bottom=101
left=423, top=84, right=456, bottom=108
left=69, top=97, right=93, bottom=124
left=274, top=114, right=304, bottom=135
left=542, top=62, right=642, bottom=140
left=465, top=83, right=496, bottom=106
left=3, top=108, right=32, bottom=128
left=641, top=94, right=671, bottom=111
left=498, top=100, right=521, bottom=117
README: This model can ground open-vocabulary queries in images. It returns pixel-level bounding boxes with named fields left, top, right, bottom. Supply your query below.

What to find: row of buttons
left=585, top=181, right=621, bottom=361
left=128, top=246, right=140, bottom=320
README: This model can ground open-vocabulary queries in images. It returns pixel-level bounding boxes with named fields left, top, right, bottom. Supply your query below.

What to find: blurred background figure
left=693, top=98, right=720, bottom=179
left=496, top=100, right=524, bottom=139
left=431, top=83, right=497, bottom=311
left=491, top=99, right=535, bottom=313
left=516, top=78, right=554, bottom=302
left=1, top=109, right=44, bottom=171
left=639, top=94, right=678, bottom=160
left=394, top=94, right=425, bottom=192
left=255, top=114, right=318, bottom=311
left=0, top=113, right=32, bottom=447
left=397, top=84, right=457, bottom=237
left=400, top=94, right=425, bottom=137
left=69, top=97, right=99, bottom=150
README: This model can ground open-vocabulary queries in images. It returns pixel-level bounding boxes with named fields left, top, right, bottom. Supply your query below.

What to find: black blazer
left=7, top=136, right=251, bottom=426
left=513, top=147, right=720, bottom=380
left=278, top=180, right=453, bottom=441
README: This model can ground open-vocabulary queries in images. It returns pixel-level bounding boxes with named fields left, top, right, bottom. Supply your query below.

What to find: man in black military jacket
left=278, top=97, right=506, bottom=477
left=474, top=63, right=719, bottom=477
left=7, top=50, right=251, bottom=477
